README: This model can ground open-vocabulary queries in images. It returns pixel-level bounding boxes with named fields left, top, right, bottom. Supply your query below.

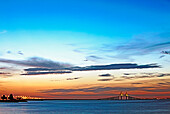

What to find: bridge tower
left=119, top=91, right=124, bottom=100
left=125, top=92, right=129, bottom=100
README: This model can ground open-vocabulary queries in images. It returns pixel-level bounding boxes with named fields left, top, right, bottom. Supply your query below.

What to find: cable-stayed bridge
left=99, top=92, right=141, bottom=100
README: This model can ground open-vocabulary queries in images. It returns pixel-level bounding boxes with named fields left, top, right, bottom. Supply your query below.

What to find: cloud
left=98, top=74, right=114, bottom=81
left=0, top=67, right=9, bottom=70
left=0, top=72, right=12, bottom=78
left=24, top=68, right=57, bottom=71
left=46, top=93, right=118, bottom=97
left=98, top=78, right=113, bottom=81
left=144, top=88, right=170, bottom=92
left=66, top=77, right=81, bottom=80
left=131, top=83, right=143, bottom=84
left=99, top=32, right=170, bottom=60
left=159, top=55, right=165, bottom=59
left=120, top=73, right=170, bottom=80
left=39, top=86, right=154, bottom=93
left=0, top=72, right=10, bottom=75
left=0, top=30, right=7, bottom=34
left=68, top=63, right=160, bottom=71
left=85, top=55, right=103, bottom=61
left=99, top=73, right=112, bottom=77
left=0, top=57, right=161, bottom=76
left=21, top=71, right=72, bottom=75
left=157, top=82, right=170, bottom=85
left=113, top=41, right=170, bottom=59
left=161, top=51, right=170, bottom=55
left=0, top=57, right=72, bottom=68
left=0, top=58, right=160, bottom=71
left=124, top=73, right=136, bottom=75
left=23, top=63, right=160, bottom=76
left=7, top=51, right=12, bottom=54
left=17, top=51, right=24, bottom=55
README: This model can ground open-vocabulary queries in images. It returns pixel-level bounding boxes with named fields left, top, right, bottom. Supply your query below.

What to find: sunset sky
left=0, top=0, right=170, bottom=99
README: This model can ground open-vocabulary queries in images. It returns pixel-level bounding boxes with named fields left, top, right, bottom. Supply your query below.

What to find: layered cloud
left=21, top=71, right=72, bottom=75
left=0, top=72, right=12, bottom=78
left=24, top=63, right=160, bottom=72
left=0, top=57, right=72, bottom=68
left=23, top=63, right=160, bottom=75
left=0, top=57, right=161, bottom=76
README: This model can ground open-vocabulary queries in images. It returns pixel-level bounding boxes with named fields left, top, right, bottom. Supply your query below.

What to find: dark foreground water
left=0, top=100, right=170, bottom=114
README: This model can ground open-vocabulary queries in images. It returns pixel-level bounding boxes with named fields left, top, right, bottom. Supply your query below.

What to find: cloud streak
left=39, top=86, right=155, bottom=93
left=98, top=73, right=112, bottom=77
left=120, top=73, right=170, bottom=80
left=0, top=57, right=72, bottom=68
left=0, top=30, right=7, bottom=34
left=21, top=71, right=72, bottom=75
left=66, top=77, right=82, bottom=80
left=0, top=57, right=161, bottom=76
left=98, top=78, right=113, bottom=81
left=67, top=63, right=160, bottom=71
left=97, top=32, right=170, bottom=60
left=85, top=55, right=103, bottom=62
left=21, top=63, right=161, bottom=75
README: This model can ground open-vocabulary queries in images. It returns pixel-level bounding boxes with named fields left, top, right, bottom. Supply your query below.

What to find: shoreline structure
left=0, top=94, right=27, bottom=102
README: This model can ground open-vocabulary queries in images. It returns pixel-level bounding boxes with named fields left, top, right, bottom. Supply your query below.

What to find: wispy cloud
left=21, top=71, right=72, bottom=75
left=17, top=51, right=24, bottom=55
left=120, top=73, right=170, bottom=80
left=66, top=77, right=82, bottom=80
left=0, top=72, right=12, bottom=78
left=77, top=32, right=170, bottom=60
left=85, top=55, right=103, bottom=62
left=0, top=30, right=7, bottom=34
left=98, top=78, right=113, bottom=81
left=157, top=82, right=170, bottom=85
left=131, top=83, right=143, bottom=84
left=0, top=57, right=72, bottom=68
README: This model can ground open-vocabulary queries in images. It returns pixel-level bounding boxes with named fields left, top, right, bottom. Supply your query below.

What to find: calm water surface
left=0, top=100, right=170, bottom=114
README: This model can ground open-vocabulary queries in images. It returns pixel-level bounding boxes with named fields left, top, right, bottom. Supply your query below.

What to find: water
left=0, top=100, right=170, bottom=114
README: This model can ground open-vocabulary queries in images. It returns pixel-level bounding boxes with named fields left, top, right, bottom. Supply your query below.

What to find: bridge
left=99, top=92, right=141, bottom=100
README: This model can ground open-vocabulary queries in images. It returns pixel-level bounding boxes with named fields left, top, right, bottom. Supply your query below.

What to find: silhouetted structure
left=0, top=94, right=27, bottom=102
left=8, top=94, right=14, bottom=100
left=17, top=97, right=22, bottom=100
left=119, top=91, right=124, bottom=100
left=125, top=92, right=129, bottom=100
left=1, top=95, right=7, bottom=100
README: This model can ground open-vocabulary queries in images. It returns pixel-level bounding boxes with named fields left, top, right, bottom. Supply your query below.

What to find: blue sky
left=0, top=0, right=170, bottom=98
left=1, top=0, right=170, bottom=36
left=0, top=0, right=169, bottom=63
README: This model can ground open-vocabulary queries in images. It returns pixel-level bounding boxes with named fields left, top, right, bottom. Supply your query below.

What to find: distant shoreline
left=1, top=98, right=169, bottom=102
left=25, top=98, right=170, bottom=101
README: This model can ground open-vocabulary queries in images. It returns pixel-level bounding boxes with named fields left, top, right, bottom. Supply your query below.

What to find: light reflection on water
left=0, top=100, right=170, bottom=114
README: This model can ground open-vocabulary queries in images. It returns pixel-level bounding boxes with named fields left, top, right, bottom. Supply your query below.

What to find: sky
left=0, top=0, right=170, bottom=99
